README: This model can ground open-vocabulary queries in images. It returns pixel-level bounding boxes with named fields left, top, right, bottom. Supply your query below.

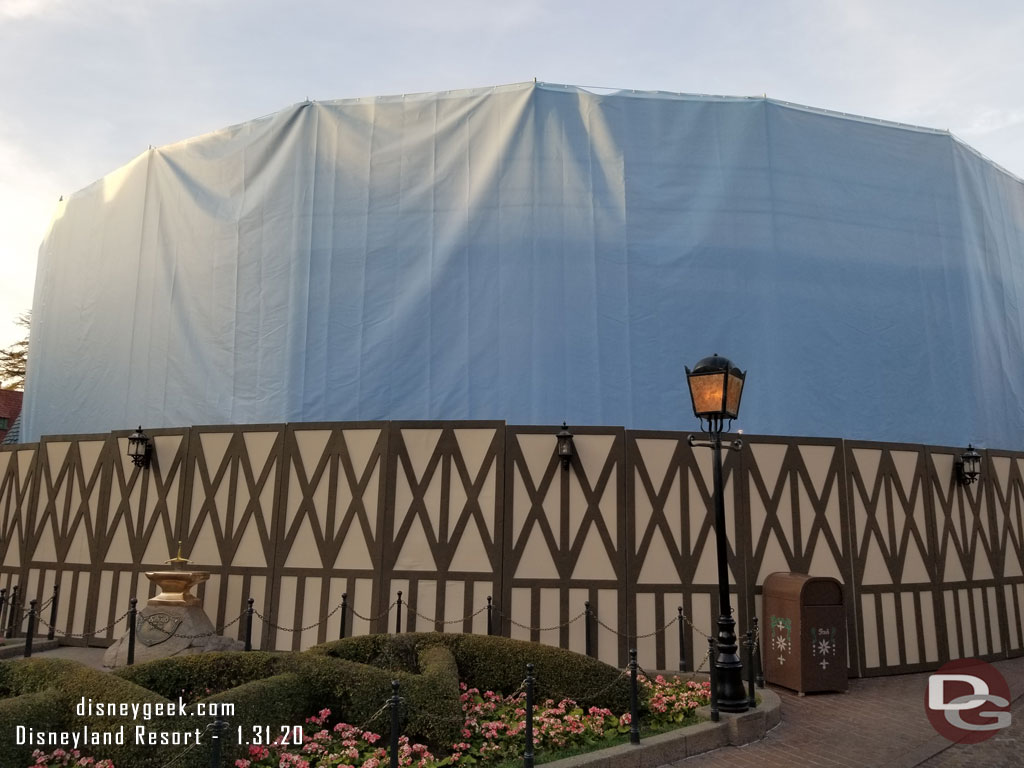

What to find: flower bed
left=28, top=674, right=710, bottom=768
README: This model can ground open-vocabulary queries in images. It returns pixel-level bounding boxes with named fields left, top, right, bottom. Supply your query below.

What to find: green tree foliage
left=0, top=311, right=29, bottom=390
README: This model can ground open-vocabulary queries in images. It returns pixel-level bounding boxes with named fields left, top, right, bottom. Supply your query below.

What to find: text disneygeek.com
left=13, top=696, right=236, bottom=749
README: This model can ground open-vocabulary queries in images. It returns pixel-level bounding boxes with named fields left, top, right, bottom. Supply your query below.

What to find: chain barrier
left=406, top=602, right=489, bottom=626
left=253, top=600, right=341, bottom=633
left=138, top=611, right=245, bottom=640
left=495, top=608, right=588, bottom=633
left=36, top=610, right=130, bottom=640
left=350, top=599, right=398, bottom=624
left=156, top=721, right=215, bottom=768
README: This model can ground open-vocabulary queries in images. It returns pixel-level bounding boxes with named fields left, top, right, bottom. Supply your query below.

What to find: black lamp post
left=127, top=426, right=152, bottom=469
left=956, top=444, right=982, bottom=486
left=556, top=422, right=574, bottom=470
left=686, top=354, right=748, bottom=713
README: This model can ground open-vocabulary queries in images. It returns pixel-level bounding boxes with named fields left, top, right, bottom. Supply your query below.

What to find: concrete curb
left=0, top=639, right=58, bottom=659
left=539, top=689, right=782, bottom=768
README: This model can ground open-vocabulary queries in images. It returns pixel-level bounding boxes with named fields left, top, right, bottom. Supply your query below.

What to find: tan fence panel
left=985, top=450, right=1024, bottom=658
left=180, top=425, right=285, bottom=650
left=504, top=426, right=627, bottom=666
left=274, top=423, right=388, bottom=649
left=847, top=442, right=942, bottom=675
left=740, top=436, right=856, bottom=674
left=381, top=423, right=504, bottom=637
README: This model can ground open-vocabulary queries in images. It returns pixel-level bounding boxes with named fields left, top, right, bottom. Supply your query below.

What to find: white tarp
left=22, top=82, right=1024, bottom=448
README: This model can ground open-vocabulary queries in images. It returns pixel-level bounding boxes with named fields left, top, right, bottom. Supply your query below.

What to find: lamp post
left=686, top=354, right=748, bottom=713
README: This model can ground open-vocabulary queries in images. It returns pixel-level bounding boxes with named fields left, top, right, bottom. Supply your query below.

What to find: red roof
left=0, top=390, right=23, bottom=442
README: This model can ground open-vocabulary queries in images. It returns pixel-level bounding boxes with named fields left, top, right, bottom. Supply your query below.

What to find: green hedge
left=114, top=650, right=294, bottom=701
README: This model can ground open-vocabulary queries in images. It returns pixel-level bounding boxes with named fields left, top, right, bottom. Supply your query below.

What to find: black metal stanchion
left=708, top=637, right=719, bottom=722
left=6, top=585, right=19, bottom=638
left=678, top=606, right=687, bottom=672
left=753, top=616, right=764, bottom=688
left=486, top=596, right=493, bottom=636
left=389, top=680, right=401, bottom=768
left=629, top=649, right=641, bottom=744
left=210, top=716, right=227, bottom=768
left=584, top=601, right=593, bottom=658
left=127, top=598, right=138, bottom=666
left=745, top=629, right=756, bottom=709
left=244, top=597, right=254, bottom=651
left=0, top=588, right=7, bottom=633
left=524, top=663, right=535, bottom=768
left=340, top=592, right=348, bottom=639
left=47, top=584, right=59, bottom=641
left=395, top=591, right=403, bottom=634
left=24, top=599, right=37, bottom=657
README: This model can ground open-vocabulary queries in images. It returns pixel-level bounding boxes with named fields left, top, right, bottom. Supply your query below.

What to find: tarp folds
left=22, top=83, right=1024, bottom=449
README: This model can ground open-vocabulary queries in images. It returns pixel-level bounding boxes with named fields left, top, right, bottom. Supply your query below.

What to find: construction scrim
left=1, top=422, right=1022, bottom=677
left=22, top=83, right=1024, bottom=448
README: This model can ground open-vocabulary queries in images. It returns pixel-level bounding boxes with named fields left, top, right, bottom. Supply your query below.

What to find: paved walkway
left=673, top=656, right=1024, bottom=768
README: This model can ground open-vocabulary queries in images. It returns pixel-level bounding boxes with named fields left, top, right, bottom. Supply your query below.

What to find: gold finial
left=166, top=541, right=191, bottom=570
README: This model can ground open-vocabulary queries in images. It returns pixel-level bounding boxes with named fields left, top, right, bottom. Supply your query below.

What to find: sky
left=1, top=0, right=1023, bottom=350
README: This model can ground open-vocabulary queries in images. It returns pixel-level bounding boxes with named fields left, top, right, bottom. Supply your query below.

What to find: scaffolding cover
left=22, top=83, right=1024, bottom=447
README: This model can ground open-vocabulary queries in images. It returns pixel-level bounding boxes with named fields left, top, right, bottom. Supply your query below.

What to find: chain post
left=584, top=601, right=593, bottom=657
left=127, top=598, right=138, bottom=666
left=0, top=588, right=6, bottom=633
left=486, top=596, right=493, bottom=636
left=628, top=649, right=640, bottom=744
left=340, top=592, right=348, bottom=639
left=210, top=716, right=227, bottom=768
left=24, top=599, right=37, bottom=657
left=708, top=637, right=719, bottom=722
left=395, top=591, right=403, bottom=634
left=6, top=585, right=19, bottom=638
left=524, top=663, right=535, bottom=768
left=389, top=680, right=401, bottom=768
left=678, top=606, right=687, bottom=672
left=753, top=616, right=764, bottom=688
left=47, top=584, right=60, bottom=641
left=244, top=597, right=254, bottom=651
left=745, top=629, right=756, bottom=708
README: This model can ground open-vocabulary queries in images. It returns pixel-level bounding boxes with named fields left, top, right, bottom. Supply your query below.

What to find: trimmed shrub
left=114, top=650, right=293, bottom=701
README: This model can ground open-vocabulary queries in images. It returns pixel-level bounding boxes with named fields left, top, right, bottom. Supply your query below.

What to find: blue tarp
left=22, top=83, right=1024, bottom=448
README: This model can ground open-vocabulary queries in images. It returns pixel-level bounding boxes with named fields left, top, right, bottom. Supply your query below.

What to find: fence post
left=678, top=606, right=686, bottom=672
left=47, top=584, right=60, bottom=641
left=708, top=637, right=719, bottom=722
left=389, top=680, right=401, bottom=768
left=210, top=716, right=227, bottom=768
left=584, top=601, right=593, bottom=657
left=486, top=596, right=493, bottom=636
left=629, top=649, right=640, bottom=744
left=244, top=597, right=254, bottom=651
left=524, top=663, right=535, bottom=768
left=24, top=599, right=37, bottom=657
left=0, top=588, right=6, bottom=634
left=127, top=598, right=138, bottom=666
left=340, top=592, right=348, bottom=639
left=753, top=616, right=764, bottom=688
left=395, top=591, right=403, bottom=634
left=6, top=585, right=19, bottom=638
left=745, top=629, right=756, bottom=709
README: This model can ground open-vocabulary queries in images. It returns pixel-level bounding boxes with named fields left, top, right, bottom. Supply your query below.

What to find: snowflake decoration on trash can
left=811, top=627, right=837, bottom=670
left=770, top=615, right=792, bottom=666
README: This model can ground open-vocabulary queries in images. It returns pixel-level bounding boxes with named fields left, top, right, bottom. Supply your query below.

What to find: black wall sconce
left=127, top=426, right=152, bottom=468
left=556, top=422, right=574, bottom=469
left=955, top=444, right=981, bottom=486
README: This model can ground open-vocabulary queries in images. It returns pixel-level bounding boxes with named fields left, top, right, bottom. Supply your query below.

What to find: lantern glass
left=127, top=427, right=149, bottom=463
left=688, top=372, right=727, bottom=417
left=725, top=371, right=744, bottom=418
left=686, top=355, right=745, bottom=421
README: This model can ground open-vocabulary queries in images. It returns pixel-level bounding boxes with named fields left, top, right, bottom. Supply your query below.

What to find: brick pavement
left=670, top=656, right=1024, bottom=768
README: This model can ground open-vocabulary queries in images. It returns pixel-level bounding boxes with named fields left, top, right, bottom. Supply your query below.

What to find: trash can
left=762, top=572, right=848, bottom=694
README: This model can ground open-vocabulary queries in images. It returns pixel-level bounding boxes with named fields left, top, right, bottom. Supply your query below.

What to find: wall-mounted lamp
left=556, top=422, right=574, bottom=470
left=127, top=426, right=152, bottom=468
left=955, top=444, right=981, bottom=486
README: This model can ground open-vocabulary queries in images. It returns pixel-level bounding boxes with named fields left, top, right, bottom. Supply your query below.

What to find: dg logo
left=925, top=658, right=1012, bottom=743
